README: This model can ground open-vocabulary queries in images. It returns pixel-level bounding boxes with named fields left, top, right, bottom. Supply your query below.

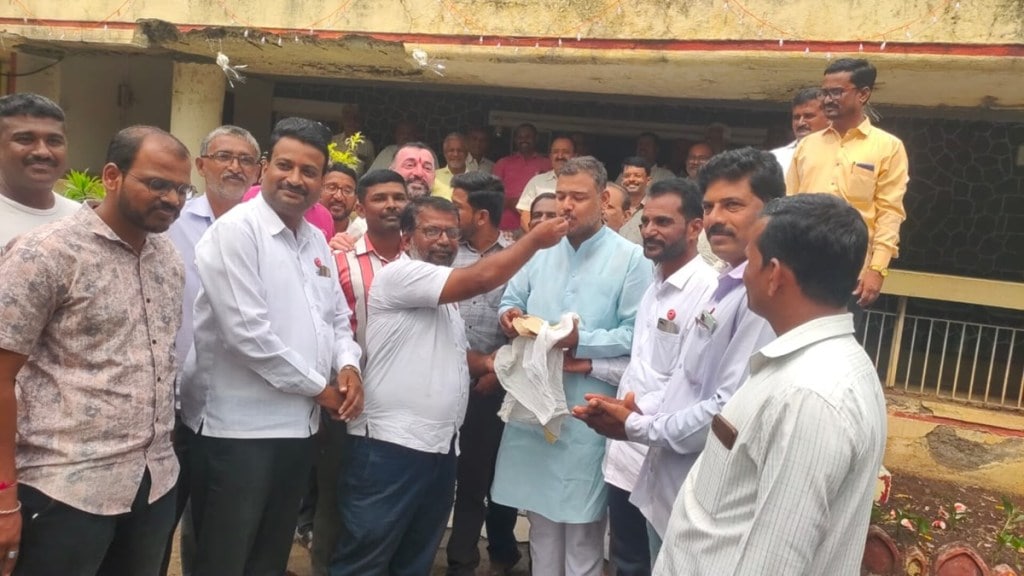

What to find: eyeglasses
left=821, top=87, right=853, bottom=100
left=125, top=173, right=197, bottom=201
left=324, top=183, right=356, bottom=197
left=201, top=151, right=259, bottom=168
left=416, top=226, right=461, bottom=240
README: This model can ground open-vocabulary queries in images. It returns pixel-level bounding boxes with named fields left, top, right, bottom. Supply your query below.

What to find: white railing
left=862, top=271, right=1024, bottom=410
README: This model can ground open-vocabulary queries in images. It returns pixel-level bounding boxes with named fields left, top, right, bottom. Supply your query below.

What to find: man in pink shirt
left=493, top=123, right=550, bottom=231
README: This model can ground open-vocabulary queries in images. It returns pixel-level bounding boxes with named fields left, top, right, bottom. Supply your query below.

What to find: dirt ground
left=873, top=474, right=1024, bottom=571
left=165, top=528, right=532, bottom=576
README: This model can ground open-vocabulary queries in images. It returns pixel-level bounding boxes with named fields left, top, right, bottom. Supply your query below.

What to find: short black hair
left=824, top=58, right=877, bottom=90
left=268, top=117, right=332, bottom=170
left=0, top=93, right=64, bottom=122
left=400, top=195, right=459, bottom=234
left=549, top=134, right=576, bottom=153
left=757, top=194, right=868, bottom=307
left=698, top=147, right=785, bottom=205
left=530, top=192, right=556, bottom=214
left=357, top=169, right=406, bottom=202
left=105, top=125, right=189, bottom=173
left=327, top=163, right=358, bottom=182
left=451, top=171, right=505, bottom=228
left=622, top=156, right=652, bottom=176
left=648, top=178, right=703, bottom=221
left=792, top=87, right=823, bottom=107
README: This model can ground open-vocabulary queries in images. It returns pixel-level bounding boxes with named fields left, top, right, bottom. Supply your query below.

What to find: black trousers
left=445, top=392, right=520, bottom=575
left=159, top=414, right=196, bottom=576
left=189, top=434, right=315, bottom=576
left=14, top=470, right=176, bottom=576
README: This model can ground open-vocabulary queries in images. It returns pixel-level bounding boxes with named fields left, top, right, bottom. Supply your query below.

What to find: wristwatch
left=868, top=265, right=889, bottom=277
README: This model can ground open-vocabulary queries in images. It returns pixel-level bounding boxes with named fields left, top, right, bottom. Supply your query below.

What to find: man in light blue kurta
left=493, top=156, right=652, bottom=576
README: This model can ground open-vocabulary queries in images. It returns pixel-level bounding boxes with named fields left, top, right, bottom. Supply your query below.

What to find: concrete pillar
left=14, top=53, right=61, bottom=102
left=169, top=62, right=226, bottom=193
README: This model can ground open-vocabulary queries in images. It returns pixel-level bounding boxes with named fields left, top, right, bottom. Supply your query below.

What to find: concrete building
left=3, top=0, right=1024, bottom=492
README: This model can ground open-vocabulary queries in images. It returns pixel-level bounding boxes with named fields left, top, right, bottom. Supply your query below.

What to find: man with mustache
left=305, top=169, right=409, bottom=576
left=391, top=142, right=445, bottom=199
left=771, top=88, right=829, bottom=173
left=0, top=93, right=78, bottom=249
left=516, top=135, right=575, bottom=231
left=684, top=142, right=713, bottom=181
left=573, top=177, right=718, bottom=576
left=0, top=126, right=192, bottom=575
left=617, top=156, right=653, bottom=244
left=163, top=124, right=262, bottom=576
left=446, top=173, right=521, bottom=576
left=493, top=123, right=551, bottom=232
left=493, top=156, right=653, bottom=576
left=573, top=148, right=779, bottom=564
left=183, top=117, right=364, bottom=576
left=331, top=196, right=568, bottom=576
left=787, top=58, right=909, bottom=310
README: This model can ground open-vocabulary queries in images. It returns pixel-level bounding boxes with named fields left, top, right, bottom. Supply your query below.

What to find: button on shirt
left=349, top=257, right=471, bottom=454
left=182, top=194, right=362, bottom=439
left=786, top=117, right=909, bottom=269
left=654, top=314, right=887, bottom=576
left=603, top=257, right=717, bottom=494
left=0, top=205, right=183, bottom=515
left=626, top=262, right=775, bottom=536
left=452, top=235, right=512, bottom=353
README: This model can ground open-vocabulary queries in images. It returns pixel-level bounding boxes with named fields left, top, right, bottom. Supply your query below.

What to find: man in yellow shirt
left=786, top=58, right=908, bottom=308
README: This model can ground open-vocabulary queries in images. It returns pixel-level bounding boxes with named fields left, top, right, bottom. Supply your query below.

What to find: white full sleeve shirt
left=182, top=193, right=362, bottom=439
left=654, top=314, right=887, bottom=576
left=602, top=256, right=717, bottom=493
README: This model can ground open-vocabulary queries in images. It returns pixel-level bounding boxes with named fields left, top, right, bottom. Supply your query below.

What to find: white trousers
left=527, top=511, right=606, bottom=576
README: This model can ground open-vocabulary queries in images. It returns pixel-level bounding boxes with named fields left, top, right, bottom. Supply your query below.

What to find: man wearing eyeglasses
left=0, top=125, right=192, bottom=575
left=331, top=196, right=567, bottom=576
left=786, top=58, right=909, bottom=311
left=162, top=124, right=261, bottom=576
left=183, top=117, right=364, bottom=576
left=319, top=164, right=359, bottom=235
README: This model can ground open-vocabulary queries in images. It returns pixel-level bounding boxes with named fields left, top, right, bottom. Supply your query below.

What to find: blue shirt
left=167, top=195, right=215, bottom=370
left=491, top=226, right=652, bottom=523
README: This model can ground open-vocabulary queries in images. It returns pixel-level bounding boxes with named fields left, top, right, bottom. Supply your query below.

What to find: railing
left=862, top=271, right=1024, bottom=410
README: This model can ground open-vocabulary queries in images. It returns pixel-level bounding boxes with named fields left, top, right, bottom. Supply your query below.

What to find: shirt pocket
left=690, top=433, right=730, bottom=515
left=650, top=327, right=683, bottom=374
left=846, top=162, right=877, bottom=205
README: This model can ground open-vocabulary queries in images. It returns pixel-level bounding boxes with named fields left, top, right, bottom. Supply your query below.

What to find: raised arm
left=438, top=216, right=567, bottom=304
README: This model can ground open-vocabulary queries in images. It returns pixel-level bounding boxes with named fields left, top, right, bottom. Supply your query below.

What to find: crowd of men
left=0, top=56, right=907, bottom=576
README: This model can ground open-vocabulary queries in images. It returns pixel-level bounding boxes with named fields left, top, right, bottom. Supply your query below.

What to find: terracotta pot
left=930, top=543, right=990, bottom=576
left=905, top=545, right=929, bottom=576
left=862, top=525, right=900, bottom=575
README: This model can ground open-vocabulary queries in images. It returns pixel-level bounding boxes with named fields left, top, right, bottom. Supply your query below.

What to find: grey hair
left=556, top=155, right=608, bottom=192
left=442, top=132, right=467, bottom=147
left=199, top=125, right=260, bottom=157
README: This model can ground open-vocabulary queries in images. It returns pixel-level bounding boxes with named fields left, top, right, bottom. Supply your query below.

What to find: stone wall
left=275, top=81, right=1024, bottom=288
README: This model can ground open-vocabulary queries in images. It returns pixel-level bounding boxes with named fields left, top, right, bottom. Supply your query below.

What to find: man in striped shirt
left=308, top=169, right=409, bottom=575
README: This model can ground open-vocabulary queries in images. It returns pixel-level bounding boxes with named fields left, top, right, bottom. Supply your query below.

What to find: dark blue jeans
left=607, top=483, right=652, bottom=576
left=15, top=470, right=176, bottom=576
left=330, top=434, right=457, bottom=576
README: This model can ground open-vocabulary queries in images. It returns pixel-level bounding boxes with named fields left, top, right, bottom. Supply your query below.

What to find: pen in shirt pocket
left=854, top=162, right=875, bottom=172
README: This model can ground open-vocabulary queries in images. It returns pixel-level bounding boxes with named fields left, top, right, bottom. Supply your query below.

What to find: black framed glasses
left=126, top=173, right=197, bottom=201
left=821, top=87, right=853, bottom=100
left=201, top=151, right=259, bottom=169
left=416, top=226, right=461, bottom=240
left=323, top=183, right=356, bottom=197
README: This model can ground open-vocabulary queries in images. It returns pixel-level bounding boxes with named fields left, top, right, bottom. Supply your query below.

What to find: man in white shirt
left=163, top=124, right=261, bottom=576
left=574, top=148, right=782, bottom=562
left=183, top=117, right=364, bottom=576
left=331, top=196, right=567, bottom=576
left=770, top=88, right=829, bottom=173
left=0, top=93, right=78, bottom=250
left=516, top=135, right=575, bottom=230
left=633, top=132, right=676, bottom=183
left=467, top=126, right=496, bottom=174
left=654, top=193, right=885, bottom=576
left=569, top=177, right=717, bottom=576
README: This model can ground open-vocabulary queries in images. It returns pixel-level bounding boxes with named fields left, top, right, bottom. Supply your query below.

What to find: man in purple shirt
left=493, top=123, right=551, bottom=231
